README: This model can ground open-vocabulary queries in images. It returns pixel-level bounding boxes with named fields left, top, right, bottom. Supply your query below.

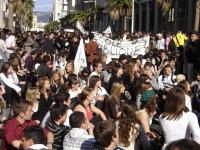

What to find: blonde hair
left=50, top=70, right=63, bottom=86
left=26, top=87, right=39, bottom=103
left=110, top=82, right=125, bottom=104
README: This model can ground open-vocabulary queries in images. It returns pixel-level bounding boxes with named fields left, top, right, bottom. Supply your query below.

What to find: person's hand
left=46, top=143, right=53, bottom=150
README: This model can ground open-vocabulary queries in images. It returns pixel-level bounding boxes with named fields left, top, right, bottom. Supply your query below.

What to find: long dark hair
left=118, top=103, right=138, bottom=147
left=162, top=86, right=188, bottom=120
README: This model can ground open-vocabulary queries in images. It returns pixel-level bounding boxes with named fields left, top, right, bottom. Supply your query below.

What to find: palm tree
left=156, top=0, right=173, bottom=15
left=194, top=0, right=200, bottom=31
left=8, top=0, right=14, bottom=31
left=108, top=0, right=132, bottom=31
left=15, top=0, right=34, bottom=32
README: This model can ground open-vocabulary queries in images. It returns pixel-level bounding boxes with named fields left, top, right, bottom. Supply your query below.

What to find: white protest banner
left=103, top=26, right=112, bottom=35
left=94, top=33, right=150, bottom=58
left=74, top=38, right=87, bottom=74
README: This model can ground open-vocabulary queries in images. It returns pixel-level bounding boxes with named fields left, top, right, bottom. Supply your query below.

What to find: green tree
left=15, top=0, right=35, bottom=32
left=44, top=21, right=60, bottom=32
left=107, top=0, right=133, bottom=31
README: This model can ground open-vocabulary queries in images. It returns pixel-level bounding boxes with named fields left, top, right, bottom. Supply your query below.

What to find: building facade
left=53, top=0, right=68, bottom=21
left=61, top=0, right=196, bottom=33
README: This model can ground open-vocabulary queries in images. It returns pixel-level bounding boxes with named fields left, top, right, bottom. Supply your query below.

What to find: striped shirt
left=46, top=120, right=70, bottom=150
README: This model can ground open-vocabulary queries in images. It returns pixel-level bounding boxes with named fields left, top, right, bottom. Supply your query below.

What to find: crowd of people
left=0, top=28, right=200, bottom=150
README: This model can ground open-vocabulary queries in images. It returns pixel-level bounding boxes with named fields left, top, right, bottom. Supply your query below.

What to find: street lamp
left=131, top=0, right=134, bottom=33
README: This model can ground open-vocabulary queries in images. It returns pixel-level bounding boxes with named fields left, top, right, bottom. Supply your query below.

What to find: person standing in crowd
left=156, top=33, right=165, bottom=50
left=85, top=33, right=98, bottom=66
left=173, top=30, right=188, bottom=74
left=5, top=31, right=16, bottom=58
left=41, top=33, right=55, bottom=54
left=184, top=32, right=199, bottom=81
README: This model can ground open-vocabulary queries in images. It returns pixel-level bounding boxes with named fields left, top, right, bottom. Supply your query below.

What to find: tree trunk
left=194, top=0, right=200, bottom=31
left=8, top=0, right=14, bottom=31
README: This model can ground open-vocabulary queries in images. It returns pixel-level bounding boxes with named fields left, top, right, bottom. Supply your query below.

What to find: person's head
left=54, top=92, right=71, bottom=106
left=112, top=63, right=123, bottom=77
left=50, top=70, right=63, bottom=85
left=163, top=87, right=188, bottom=120
left=12, top=99, right=33, bottom=120
left=88, top=32, right=94, bottom=40
left=111, top=82, right=125, bottom=100
left=80, top=87, right=94, bottom=102
left=118, top=103, right=138, bottom=147
left=1, top=62, right=13, bottom=75
left=67, top=74, right=79, bottom=90
left=166, top=139, right=200, bottom=150
left=160, top=50, right=167, bottom=59
left=99, top=53, right=107, bottom=64
left=190, top=31, right=199, bottom=42
left=119, top=54, right=127, bottom=64
left=38, top=76, right=50, bottom=91
left=177, top=80, right=190, bottom=95
left=22, top=125, right=46, bottom=150
left=65, top=60, right=74, bottom=74
left=25, top=87, right=40, bottom=103
left=164, top=64, right=173, bottom=76
left=42, top=54, right=51, bottom=65
left=94, top=120, right=118, bottom=149
left=142, top=95, right=157, bottom=116
left=128, top=59, right=139, bottom=80
left=168, top=57, right=176, bottom=69
left=69, top=111, right=87, bottom=129
left=30, top=50, right=37, bottom=59
left=93, top=60, right=103, bottom=73
left=111, top=82, right=125, bottom=95
left=89, top=75, right=101, bottom=89
left=196, top=72, right=200, bottom=81
left=143, top=62, right=153, bottom=78
left=50, top=103, right=68, bottom=124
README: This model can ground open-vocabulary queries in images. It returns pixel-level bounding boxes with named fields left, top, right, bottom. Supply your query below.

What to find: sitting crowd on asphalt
left=0, top=28, right=200, bottom=150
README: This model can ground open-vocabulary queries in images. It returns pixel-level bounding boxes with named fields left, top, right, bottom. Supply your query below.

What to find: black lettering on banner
left=119, top=47, right=126, bottom=55
left=105, top=39, right=111, bottom=45
left=103, top=45, right=109, bottom=54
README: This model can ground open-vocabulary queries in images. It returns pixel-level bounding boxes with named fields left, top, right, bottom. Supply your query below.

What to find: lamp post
left=131, top=0, right=134, bottom=33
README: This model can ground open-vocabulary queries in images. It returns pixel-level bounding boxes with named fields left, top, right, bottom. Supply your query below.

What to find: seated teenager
left=22, top=125, right=49, bottom=150
left=46, top=103, right=70, bottom=150
left=63, top=112, right=95, bottom=150
left=2, top=99, right=54, bottom=150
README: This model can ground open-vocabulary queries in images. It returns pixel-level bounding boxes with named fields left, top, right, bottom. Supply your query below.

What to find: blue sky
left=34, top=0, right=53, bottom=12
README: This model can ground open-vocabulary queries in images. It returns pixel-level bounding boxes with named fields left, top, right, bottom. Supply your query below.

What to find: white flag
left=76, top=21, right=88, bottom=35
left=74, top=38, right=87, bottom=74
left=103, top=26, right=112, bottom=34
